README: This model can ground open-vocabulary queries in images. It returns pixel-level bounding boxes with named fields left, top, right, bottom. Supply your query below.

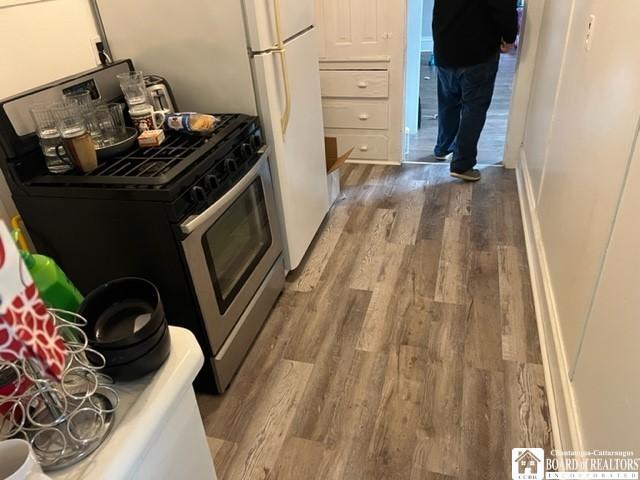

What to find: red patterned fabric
left=0, top=222, right=67, bottom=380
left=1, top=284, right=67, bottom=378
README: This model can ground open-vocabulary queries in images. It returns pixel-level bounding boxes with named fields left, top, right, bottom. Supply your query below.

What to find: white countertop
left=51, top=327, right=205, bottom=480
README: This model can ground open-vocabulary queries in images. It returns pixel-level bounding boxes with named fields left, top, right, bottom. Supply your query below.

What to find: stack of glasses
left=30, top=91, right=126, bottom=174
left=117, top=71, right=161, bottom=133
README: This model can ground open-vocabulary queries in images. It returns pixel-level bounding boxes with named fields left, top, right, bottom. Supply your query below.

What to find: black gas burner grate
left=28, top=114, right=249, bottom=187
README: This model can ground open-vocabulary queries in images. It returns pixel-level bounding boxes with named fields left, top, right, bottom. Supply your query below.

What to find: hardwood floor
left=197, top=163, right=552, bottom=480
left=407, top=51, right=517, bottom=164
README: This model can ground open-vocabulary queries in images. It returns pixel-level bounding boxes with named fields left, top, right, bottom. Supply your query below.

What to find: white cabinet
left=322, top=99, right=389, bottom=130
left=320, top=70, right=389, bottom=98
left=316, top=0, right=391, bottom=58
left=335, top=134, right=389, bottom=160
left=315, top=0, right=406, bottom=164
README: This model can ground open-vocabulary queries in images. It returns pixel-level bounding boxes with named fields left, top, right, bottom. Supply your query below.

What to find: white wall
left=519, top=0, right=640, bottom=452
left=0, top=0, right=99, bottom=225
left=502, top=0, right=546, bottom=168
left=571, top=131, right=640, bottom=452
left=536, top=0, right=640, bottom=373
left=521, top=0, right=574, bottom=199
left=421, top=0, right=433, bottom=51
left=0, top=0, right=100, bottom=100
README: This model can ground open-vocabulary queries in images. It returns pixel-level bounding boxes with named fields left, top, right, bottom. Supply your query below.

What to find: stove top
left=26, top=114, right=252, bottom=187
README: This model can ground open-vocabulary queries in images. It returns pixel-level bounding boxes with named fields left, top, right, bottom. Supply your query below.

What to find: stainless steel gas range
left=0, top=61, right=285, bottom=393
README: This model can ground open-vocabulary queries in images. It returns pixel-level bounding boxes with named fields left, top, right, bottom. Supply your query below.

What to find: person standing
left=432, top=0, right=519, bottom=181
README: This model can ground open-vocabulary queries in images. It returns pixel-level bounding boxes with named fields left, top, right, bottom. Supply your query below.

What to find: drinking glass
left=85, top=103, right=126, bottom=147
left=30, top=103, right=73, bottom=174
left=117, top=71, right=148, bottom=106
left=99, top=102, right=126, bottom=137
left=50, top=101, right=97, bottom=172
left=50, top=101, right=87, bottom=139
left=84, top=108, right=109, bottom=147
left=64, top=90, right=93, bottom=109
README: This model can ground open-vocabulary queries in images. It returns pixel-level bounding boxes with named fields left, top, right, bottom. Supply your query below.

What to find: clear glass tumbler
left=85, top=103, right=126, bottom=147
left=99, top=102, right=126, bottom=138
left=50, top=101, right=97, bottom=172
left=50, top=101, right=87, bottom=138
left=117, top=71, right=148, bottom=107
left=29, top=104, right=73, bottom=174
left=64, top=90, right=93, bottom=108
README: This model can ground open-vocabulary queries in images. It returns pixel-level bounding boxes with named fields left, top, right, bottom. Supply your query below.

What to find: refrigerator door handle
left=273, top=0, right=291, bottom=135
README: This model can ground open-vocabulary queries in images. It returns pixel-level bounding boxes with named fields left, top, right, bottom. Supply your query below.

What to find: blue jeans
left=435, top=53, right=500, bottom=173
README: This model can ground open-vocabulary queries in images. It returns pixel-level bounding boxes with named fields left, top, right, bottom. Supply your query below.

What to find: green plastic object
left=21, top=251, right=84, bottom=317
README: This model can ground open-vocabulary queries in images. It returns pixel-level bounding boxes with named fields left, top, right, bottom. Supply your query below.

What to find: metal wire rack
left=0, top=309, right=118, bottom=472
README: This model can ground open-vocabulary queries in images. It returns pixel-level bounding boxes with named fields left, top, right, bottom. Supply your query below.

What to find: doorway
left=404, top=0, right=524, bottom=166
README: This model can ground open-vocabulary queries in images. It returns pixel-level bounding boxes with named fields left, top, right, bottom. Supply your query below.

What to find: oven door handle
left=180, top=146, right=270, bottom=235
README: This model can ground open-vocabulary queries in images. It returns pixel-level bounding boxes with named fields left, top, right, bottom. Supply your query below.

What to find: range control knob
left=250, top=133, right=262, bottom=150
left=240, top=143, right=253, bottom=160
left=205, top=174, right=221, bottom=190
left=190, top=185, right=207, bottom=203
left=224, top=157, right=239, bottom=173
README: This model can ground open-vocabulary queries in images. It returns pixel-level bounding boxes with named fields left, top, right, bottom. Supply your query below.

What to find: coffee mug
left=56, top=131, right=98, bottom=173
left=129, top=104, right=165, bottom=133
left=0, top=439, right=51, bottom=480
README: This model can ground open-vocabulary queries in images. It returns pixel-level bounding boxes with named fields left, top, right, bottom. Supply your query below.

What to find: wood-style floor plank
left=414, top=358, right=464, bottom=477
left=287, top=205, right=350, bottom=293
left=418, top=167, right=450, bottom=241
left=223, top=359, right=314, bottom=480
left=446, top=182, right=473, bottom=217
left=206, top=437, right=238, bottom=480
left=198, top=290, right=310, bottom=442
left=356, top=241, right=408, bottom=352
left=349, top=208, right=397, bottom=291
left=265, top=437, right=327, bottom=480
left=399, top=239, right=442, bottom=309
left=496, top=169, right=526, bottom=247
left=320, top=350, right=389, bottom=480
left=402, top=301, right=467, bottom=364
left=470, top=167, right=499, bottom=250
left=434, top=215, right=471, bottom=305
left=463, top=250, right=504, bottom=371
left=503, top=361, right=552, bottom=452
left=366, top=346, right=425, bottom=480
left=197, top=163, right=552, bottom=480
left=288, top=289, right=371, bottom=442
left=499, top=245, right=543, bottom=364
left=460, top=368, right=507, bottom=480
left=387, top=180, right=427, bottom=245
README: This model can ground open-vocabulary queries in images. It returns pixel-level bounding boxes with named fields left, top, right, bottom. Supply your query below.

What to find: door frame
left=503, top=0, right=547, bottom=169
left=401, top=0, right=546, bottom=168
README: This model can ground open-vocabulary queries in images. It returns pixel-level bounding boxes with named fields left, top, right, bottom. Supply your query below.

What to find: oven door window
left=202, top=179, right=272, bottom=313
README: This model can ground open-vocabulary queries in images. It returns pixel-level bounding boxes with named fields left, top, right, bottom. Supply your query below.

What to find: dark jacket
left=433, top=0, right=519, bottom=68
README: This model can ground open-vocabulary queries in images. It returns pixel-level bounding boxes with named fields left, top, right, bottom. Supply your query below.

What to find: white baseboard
left=516, top=150, right=583, bottom=454
left=421, top=36, right=433, bottom=53
left=345, top=159, right=400, bottom=166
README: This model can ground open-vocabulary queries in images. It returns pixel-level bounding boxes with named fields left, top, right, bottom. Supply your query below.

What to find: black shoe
left=450, top=169, right=481, bottom=182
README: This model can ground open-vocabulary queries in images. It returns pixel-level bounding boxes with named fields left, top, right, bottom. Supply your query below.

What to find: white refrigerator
left=93, top=0, right=330, bottom=271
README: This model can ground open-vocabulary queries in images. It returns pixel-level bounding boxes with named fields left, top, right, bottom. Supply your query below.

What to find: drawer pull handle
left=359, top=145, right=369, bottom=152
left=357, top=81, right=368, bottom=88
left=359, top=114, right=369, bottom=121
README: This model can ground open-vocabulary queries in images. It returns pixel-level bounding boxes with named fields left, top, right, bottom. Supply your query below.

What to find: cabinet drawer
left=320, top=70, right=389, bottom=98
left=322, top=100, right=389, bottom=130
left=334, top=134, right=388, bottom=160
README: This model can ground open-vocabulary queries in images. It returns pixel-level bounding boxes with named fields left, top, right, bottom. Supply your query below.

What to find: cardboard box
left=324, top=137, right=352, bottom=206
left=324, top=137, right=353, bottom=174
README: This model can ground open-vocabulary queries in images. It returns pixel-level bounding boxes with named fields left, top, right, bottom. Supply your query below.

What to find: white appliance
left=93, top=0, right=330, bottom=270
